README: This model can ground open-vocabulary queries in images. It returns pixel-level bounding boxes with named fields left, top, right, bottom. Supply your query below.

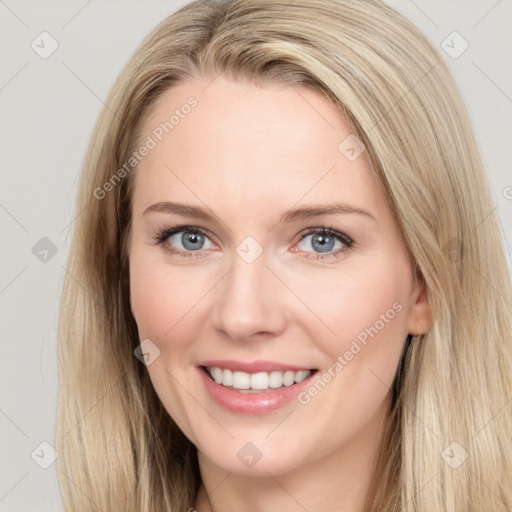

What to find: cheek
left=280, top=256, right=412, bottom=456
left=129, top=249, right=207, bottom=345
left=129, top=250, right=210, bottom=433
left=294, top=255, right=412, bottom=377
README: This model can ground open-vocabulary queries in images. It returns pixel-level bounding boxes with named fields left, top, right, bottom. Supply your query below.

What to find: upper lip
left=198, top=359, right=316, bottom=373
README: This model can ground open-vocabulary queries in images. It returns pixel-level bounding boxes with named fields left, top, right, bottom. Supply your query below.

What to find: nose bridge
left=212, top=249, right=286, bottom=340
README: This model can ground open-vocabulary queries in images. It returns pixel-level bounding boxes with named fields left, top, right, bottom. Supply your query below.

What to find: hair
left=56, top=0, right=512, bottom=510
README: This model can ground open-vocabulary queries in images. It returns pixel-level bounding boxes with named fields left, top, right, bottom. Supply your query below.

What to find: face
left=128, top=76, right=430, bottom=476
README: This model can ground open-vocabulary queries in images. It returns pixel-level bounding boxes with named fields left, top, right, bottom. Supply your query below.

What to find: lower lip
left=198, top=367, right=317, bottom=415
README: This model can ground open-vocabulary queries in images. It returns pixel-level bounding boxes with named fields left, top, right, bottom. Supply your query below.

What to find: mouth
left=196, top=359, right=320, bottom=414
left=200, top=365, right=318, bottom=393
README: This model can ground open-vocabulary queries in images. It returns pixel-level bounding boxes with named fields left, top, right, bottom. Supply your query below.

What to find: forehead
left=132, top=77, right=386, bottom=222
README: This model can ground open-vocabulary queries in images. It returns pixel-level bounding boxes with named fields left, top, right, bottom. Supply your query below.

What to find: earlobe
left=406, top=279, right=432, bottom=336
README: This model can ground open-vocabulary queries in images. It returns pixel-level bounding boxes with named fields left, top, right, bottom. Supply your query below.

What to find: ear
left=406, top=274, right=432, bottom=335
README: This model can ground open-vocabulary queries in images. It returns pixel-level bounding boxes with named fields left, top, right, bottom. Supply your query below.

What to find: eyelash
left=152, top=224, right=354, bottom=261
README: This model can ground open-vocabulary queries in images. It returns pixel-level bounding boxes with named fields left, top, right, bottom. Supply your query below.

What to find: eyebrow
left=143, top=201, right=376, bottom=223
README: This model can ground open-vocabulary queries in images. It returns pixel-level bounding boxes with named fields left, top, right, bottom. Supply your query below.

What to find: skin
left=128, top=76, right=431, bottom=512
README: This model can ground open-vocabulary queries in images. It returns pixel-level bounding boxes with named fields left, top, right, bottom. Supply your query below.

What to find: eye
left=167, top=229, right=214, bottom=251
left=155, top=226, right=217, bottom=258
left=293, top=227, right=353, bottom=259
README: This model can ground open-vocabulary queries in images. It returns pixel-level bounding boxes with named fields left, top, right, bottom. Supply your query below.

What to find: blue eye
left=167, top=229, right=214, bottom=251
left=295, top=227, right=353, bottom=259
left=157, top=226, right=215, bottom=258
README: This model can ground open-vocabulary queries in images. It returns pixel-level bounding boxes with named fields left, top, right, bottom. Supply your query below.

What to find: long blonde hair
left=56, top=1, right=512, bottom=510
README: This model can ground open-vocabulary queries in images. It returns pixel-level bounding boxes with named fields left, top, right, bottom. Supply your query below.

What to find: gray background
left=0, top=1, right=510, bottom=510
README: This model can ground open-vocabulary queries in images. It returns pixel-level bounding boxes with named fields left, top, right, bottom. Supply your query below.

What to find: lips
left=196, top=360, right=319, bottom=414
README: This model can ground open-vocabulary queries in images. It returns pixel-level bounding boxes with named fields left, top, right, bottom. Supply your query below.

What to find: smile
left=197, top=362, right=319, bottom=414
left=204, top=366, right=313, bottom=392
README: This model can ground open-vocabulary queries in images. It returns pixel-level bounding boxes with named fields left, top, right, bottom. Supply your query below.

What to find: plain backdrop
left=0, top=1, right=511, bottom=510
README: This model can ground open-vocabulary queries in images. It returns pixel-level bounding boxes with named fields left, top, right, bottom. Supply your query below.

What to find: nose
left=211, top=252, right=287, bottom=342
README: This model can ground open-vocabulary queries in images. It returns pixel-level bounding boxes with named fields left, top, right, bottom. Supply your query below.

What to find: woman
left=56, top=0, right=512, bottom=510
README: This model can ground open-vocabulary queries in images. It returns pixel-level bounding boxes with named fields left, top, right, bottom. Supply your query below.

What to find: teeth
left=294, top=370, right=311, bottom=383
left=283, top=370, right=295, bottom=386
left=250, top=372, right=268, bottom=390
left=233, top=371, right=250, bottom=389
left=206, top=367, right=312, bottom=391
left=222, top=368, right=233, bottom=386
left=269, top=371, right=283, bottom=388
left=212, top=367, right=223, bottom=384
